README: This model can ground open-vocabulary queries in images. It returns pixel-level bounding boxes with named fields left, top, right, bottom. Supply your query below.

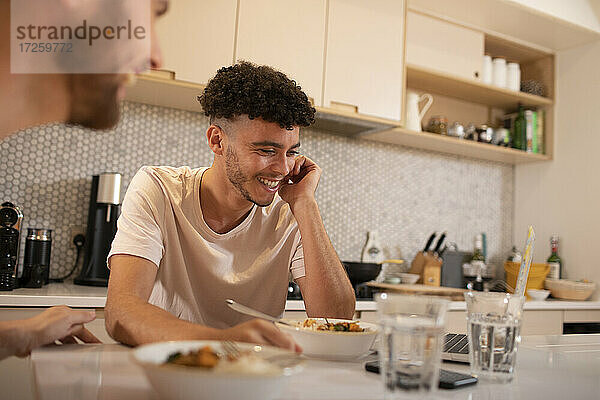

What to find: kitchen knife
left=423, top=232, right=437, bottom=252
left=433, top=232, right=447, bottom=255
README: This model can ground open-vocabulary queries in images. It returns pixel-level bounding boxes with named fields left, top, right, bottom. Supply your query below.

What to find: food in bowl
left=277, top=318, right=378, bottom=360
left=300, top=318, right=366, bottom=332
left=164, top=345, right=281, bottom=375
left=132, top=340, right=301, bottom=400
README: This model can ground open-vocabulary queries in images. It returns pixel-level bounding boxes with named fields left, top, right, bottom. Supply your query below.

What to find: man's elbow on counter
left=104, top=297, right=126, bottom=345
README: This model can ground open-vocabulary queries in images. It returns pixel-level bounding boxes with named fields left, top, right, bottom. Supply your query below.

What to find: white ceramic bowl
left=398, top=273, right=420, bottom=284
left=131, top=340, right=301, bottom=400
left=527, top=289, right=550, bottom=301
left=276, top=318, right=378, bottom=360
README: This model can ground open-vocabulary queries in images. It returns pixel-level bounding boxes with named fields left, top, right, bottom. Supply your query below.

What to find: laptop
left=441, top=227, right=536, bottom=364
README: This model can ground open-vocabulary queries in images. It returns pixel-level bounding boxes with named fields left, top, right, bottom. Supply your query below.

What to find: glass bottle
left=547, top=235, right=562, bottom=280
left=512, top=106, right=526, bottom=151
left=470, top=234, right=486, bottom=291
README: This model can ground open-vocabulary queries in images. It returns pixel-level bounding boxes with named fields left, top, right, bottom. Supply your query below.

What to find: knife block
left=409, top=252, right=442, bottom=286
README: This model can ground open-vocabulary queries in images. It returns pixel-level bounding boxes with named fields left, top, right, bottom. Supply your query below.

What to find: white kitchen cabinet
left=323, top=0, right=406, bottom=122
left=155, top=0, right=237, bottom=84
left=405, top=11, right=484, bottom=81
left=236, top=0, right=327, bottom=106
left=283, top=311, right=308, bottom=320
left=359, top=309, right=565, bottom=335
left=447, top=310, right=562, bottom=335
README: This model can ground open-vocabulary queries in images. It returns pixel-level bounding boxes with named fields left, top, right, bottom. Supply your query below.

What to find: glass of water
left=464, top=291, right=525, bottom=383
left=375, top=293, right=449, bottom=399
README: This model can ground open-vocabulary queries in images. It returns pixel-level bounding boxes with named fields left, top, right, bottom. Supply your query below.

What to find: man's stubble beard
left=224, top=146, right=273, bottom=208
left=66, top=74, right=121, bottom=130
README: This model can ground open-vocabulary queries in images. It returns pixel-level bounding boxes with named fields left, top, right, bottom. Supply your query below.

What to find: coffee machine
left=0, top=202, right=23, bottom=290
left=75, top=173, right=122, bottom=287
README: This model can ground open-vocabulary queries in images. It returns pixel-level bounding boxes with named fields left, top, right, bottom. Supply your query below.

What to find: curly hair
left=197, top=61, right=315, bottom=130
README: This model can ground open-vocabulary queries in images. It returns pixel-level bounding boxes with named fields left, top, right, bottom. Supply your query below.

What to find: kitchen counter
left=0, top=283, right=108, bottom=307
left=2, top=334, right=599, bottom=400
left=2, top=283, right=599, bottom=312
left=0, top=283, right=380, bottom=310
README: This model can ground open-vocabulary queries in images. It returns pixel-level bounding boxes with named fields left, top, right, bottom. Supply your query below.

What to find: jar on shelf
left=425, top=116, right=448, bottom=135
left=448, top=122, right=465, bottom=139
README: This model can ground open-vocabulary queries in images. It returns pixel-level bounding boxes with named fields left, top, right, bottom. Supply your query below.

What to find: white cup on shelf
left=492, top=57, right=507, bottom=88
left=507, top=62, right=521, bottom=91
left=482, top=55, right=492, bottom=84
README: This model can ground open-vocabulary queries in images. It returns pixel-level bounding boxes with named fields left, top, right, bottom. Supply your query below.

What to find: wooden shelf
left=406, top=64, right=553, bottom=109
left=124, top=73, right=551, bottom=164
left=125, top=73, right=400, bottom=136
left=364, top=127, right=551, bottom=164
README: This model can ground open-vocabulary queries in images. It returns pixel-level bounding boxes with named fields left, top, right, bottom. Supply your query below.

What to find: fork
left=220, top=340, right=242, bottom=359
left=220, top=340, right=303, bottom=369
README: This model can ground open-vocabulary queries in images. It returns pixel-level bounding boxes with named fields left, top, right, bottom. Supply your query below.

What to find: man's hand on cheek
left=278, top=155, right=321, bottom=209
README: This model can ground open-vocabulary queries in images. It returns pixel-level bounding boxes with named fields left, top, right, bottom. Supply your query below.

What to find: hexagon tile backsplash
left=0, top=101, right=514, bottom=280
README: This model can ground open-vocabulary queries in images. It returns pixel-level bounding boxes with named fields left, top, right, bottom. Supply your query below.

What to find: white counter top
left=2, top=283, right=600, bottom=311
left=0, top=283, right=379, bottom=310
left=0, top=283, right=108, bottom=307
left=2, top=334, right=599, bottom=400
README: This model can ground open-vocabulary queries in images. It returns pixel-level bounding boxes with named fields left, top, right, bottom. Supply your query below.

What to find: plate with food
left=276, top=318, right=378, bottom=360
left=131, top=340, right=302, bottom=400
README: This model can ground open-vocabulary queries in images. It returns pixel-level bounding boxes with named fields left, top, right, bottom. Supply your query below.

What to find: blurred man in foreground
left=0, top=0, right=169, bottom=360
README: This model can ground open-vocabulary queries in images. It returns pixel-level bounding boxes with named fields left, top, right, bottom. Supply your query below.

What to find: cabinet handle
left=330, top=101, right=358, bottom=114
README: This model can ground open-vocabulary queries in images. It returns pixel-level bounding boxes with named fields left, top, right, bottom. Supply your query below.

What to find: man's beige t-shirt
left=108, top=166, right=305, bottom=329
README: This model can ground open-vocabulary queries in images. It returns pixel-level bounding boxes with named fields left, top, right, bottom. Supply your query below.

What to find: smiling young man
left=105, top=62, right=356, bottom=350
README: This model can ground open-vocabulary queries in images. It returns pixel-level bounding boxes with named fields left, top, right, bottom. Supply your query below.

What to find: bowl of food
left=544, top=279, right=596, bottom=301
left=527, top=289, right=550, bottom=301
left=276, top=318, right=378, bottom=360
left=131, top=340, right=302, bottom=400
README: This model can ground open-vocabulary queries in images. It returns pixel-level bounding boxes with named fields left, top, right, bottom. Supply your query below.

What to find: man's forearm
left=292, top=199, right=355, bottom=319
left=105, top=294, right=221, bottom=346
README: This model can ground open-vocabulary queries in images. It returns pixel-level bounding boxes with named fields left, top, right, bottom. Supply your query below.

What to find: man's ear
left=206, top=125, right=225, bottom=155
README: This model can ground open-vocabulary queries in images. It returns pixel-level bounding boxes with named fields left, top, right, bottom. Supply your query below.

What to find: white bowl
left=527, top=289, right=550, bottom=301
left=276, top=318, right=378, bottom=360
left=131, top=340, right=301, bottom=400
left=398, top=273, right=420, bottom=284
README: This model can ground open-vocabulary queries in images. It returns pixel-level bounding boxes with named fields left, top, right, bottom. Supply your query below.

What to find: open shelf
left=364, top=127, right=550, bottom=164
left=125, top=72, right=551, bottom=164
left=406, top=64, right=553, bottom=109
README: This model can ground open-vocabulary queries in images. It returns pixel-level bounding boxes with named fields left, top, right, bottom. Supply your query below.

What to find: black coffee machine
left=75, top=173, right=122, bottom=287
left=0, top=202, right=23, bottom=290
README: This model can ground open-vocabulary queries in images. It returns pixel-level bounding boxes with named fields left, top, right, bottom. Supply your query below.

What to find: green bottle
left=513, top=106, right=526, bottom=151
left=547, top=235, right=562, bottom=280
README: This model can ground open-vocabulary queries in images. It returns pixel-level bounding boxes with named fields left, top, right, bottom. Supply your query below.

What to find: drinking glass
left=375, top=293, right=449, bottom=399
left=464, top=291, right=525, bottom=383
